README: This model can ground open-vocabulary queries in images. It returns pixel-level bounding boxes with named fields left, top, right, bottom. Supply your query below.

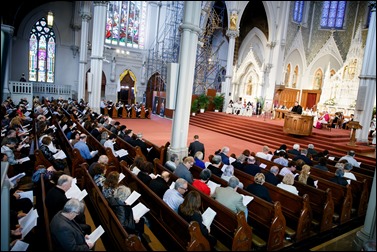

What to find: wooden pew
left=40, top=173, right=53, bottom=251
left=308, top=167, right=369, bottom=217
left=258, top=157, right=352, bottom=225
left=102, top=127, right=145, bottom=165
left=215, top=165, right=313, bottom=243
left=83, top=169, right=147, bottom=251
left=154, top=159, right=255, bottom=251
left=119, top=161, right=211, bottom=251
left=253, top=157, right=335, bottom=233
left=73, top=117, right=120, bottom=168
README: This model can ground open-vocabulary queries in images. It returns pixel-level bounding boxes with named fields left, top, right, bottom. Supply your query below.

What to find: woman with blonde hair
left=245, top=173, right=272, bottom=203
left=295, top=165, right=317, bottom=188
left=277, top=173, right=299, bottom=195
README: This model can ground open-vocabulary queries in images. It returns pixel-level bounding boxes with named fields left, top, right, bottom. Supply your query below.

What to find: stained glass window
left=105, top=1, right=147, bottom=49
left=29, top=17, right=56, bottom=83
left=293, top=1, right=304, bottom=23
left=320, top=1, right=346, bottom=29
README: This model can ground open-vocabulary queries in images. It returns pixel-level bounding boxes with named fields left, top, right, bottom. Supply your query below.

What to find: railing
left=8, top=81, right=72, bottom=101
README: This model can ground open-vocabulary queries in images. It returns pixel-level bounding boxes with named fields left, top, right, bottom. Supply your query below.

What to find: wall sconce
left=47, top=11, right=54, bottom=27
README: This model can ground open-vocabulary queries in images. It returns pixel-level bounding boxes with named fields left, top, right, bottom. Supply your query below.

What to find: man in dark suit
left=243, top=156, right=261, bottom=176
left=188, top=135, right=205, bottom=157
left=293, top=149, right=313, bottom=166
left=291, top=101, right=303, bottom=114
left=134, top=132, right=148, bottom=157
left=149, top=171, right=170, bottom=198
left=124, top=129, right=136, bottom=146
left=264, top=166, right=281, bottom=186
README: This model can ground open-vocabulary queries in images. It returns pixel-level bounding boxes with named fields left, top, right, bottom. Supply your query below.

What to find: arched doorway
left=85, top=70, right=106, bottom=102
left=118, top=70, right=136, bottom=104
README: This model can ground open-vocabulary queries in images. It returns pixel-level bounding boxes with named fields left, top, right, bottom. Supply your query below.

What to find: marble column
left=222, top=29, right=239, bottom=111
left=355, top=5, right=376, bottom=143
left=1, top=25, right=14, bottom=101
left=354, top=171, right=376, bottom=249
left=89, top=1, right=107, bottom=113
left=78, top=2, right=91, bottom=101
left=168, top=1, right=201, bottom=161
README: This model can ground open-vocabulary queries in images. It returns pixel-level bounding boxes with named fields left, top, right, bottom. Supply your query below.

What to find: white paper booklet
left=241, top=195, right=254, bottom=206
left=115, top=149, right=128, bottom=157
left=118, top=173, right=125, bottom=183
left=11, top=240, right=29, bottom=251
left=328, top=156, right=335, bottom=161
left=202, top=207, right=217, bottom=231
left=19, top=208, right=39, bottom=239
left=61, top=124, right=68, bottom=132
left=131, top=167, right=141, bottom=175
left=125, top=191, right=141, bottom=205
left=147, top=147, right=153, bottom=152
left=229, top=156, right=236, bottom=164
left=169, top=181, right=176, bottom=190
left=17, top=156, right=30, bottom=164
left=18, top=190, right=34, bottom=203
left=9, top=172, right=26, bottom=184
left=207, top=180, right=221, bottom=196
left=90, top=150, right=98, bottom=157
left=259, top=163, right=267, bottom=169
left=132, top=202, right=150, bottom=221
left=87, top=225, right=105, bottom=244
left=53, top=149, right=67, bottom=160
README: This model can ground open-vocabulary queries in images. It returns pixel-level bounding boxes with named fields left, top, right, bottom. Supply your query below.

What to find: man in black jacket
left=291, top=101, right=303, bottom=114
left=188, top=135, right=205, bottom=157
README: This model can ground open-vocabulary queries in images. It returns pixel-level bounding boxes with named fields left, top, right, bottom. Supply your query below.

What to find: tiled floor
left=310, top=226, right=362, bottom=251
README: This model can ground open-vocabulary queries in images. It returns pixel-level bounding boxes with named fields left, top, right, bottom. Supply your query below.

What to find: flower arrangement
left=324, top=98, right=336, bottom=106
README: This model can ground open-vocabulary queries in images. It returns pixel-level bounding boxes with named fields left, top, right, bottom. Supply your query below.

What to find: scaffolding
left=146, top=1, right=184, bottom=90
left=146, top=1, right=226, bottom=95
left=193, top=2, right=226, bottom=95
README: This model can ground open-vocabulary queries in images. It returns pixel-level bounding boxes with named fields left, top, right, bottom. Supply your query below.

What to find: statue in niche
left=348, top=59, right=357, bottom=79
left=230, top=13, right=238, bottom=30
left=314, top=72, right=322, bottom=89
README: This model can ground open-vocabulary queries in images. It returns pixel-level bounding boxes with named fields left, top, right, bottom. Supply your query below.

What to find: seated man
left=314, top=111, right=330, bottom=129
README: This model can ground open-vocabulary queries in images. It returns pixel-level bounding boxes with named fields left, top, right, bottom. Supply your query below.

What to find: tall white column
left=1, top=25, right=14, bottom=101
left=222, top=29, right=239, bottom=109
left=355, top=5, right=376, bottom=143
left=354, top=171, right=376, bottom=249
left=168, top=1, right=201, bottom=161
left=89, top=1, right=107, bottom=113
left=78, top=2, right=92, bottom=101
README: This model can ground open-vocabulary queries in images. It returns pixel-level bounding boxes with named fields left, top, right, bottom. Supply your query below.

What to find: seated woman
left=277, top=173, right=299, bottom=195
left=295, top=165, right=317, bottom=188
left=107, top=185, right=145, bottom=237
left=178, top=190, right=217, bottom=249
left=314, top=111, right=330, bottom=129
left=245, top=173, right=272, bottom=203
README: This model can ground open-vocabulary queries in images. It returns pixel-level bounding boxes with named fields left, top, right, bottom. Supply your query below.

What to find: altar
left=283, top=113, right=314, bottom=136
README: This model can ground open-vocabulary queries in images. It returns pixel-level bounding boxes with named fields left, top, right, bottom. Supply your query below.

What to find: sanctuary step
left=189, top=112, right=376, bottom=167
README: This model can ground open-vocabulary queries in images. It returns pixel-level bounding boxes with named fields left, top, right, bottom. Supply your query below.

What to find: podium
left=347, top=121, right=362, bottom=146
left=283, top=112, right=314, bottom=136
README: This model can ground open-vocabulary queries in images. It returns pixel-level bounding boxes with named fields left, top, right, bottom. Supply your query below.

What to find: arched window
left=320, top=1, right=347, bottom=29
left=29, top=17, right=56, bottom=83
left=105, top=1, right=147, bottom=49
left=293, top=1, right=304, bottom=23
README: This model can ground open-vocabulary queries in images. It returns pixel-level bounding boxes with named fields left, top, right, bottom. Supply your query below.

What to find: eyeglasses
left=180, top=187, right=188, bottom=191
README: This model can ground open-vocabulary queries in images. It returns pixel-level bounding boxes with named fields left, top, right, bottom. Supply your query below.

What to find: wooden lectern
left=347, top=121, right=362, bottom=146
left=283, top=112, right=314, bottom=136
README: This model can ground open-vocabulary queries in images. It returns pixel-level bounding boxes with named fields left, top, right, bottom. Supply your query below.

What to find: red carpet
left=117, top=112, right=376, bottom=165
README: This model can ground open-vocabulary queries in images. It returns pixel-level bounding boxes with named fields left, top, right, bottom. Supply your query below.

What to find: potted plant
left=191, top=99, right=198, bottom=116
left=197, top=94, right=210, bottom=113
left=212, top=93, right=225, bottom=112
